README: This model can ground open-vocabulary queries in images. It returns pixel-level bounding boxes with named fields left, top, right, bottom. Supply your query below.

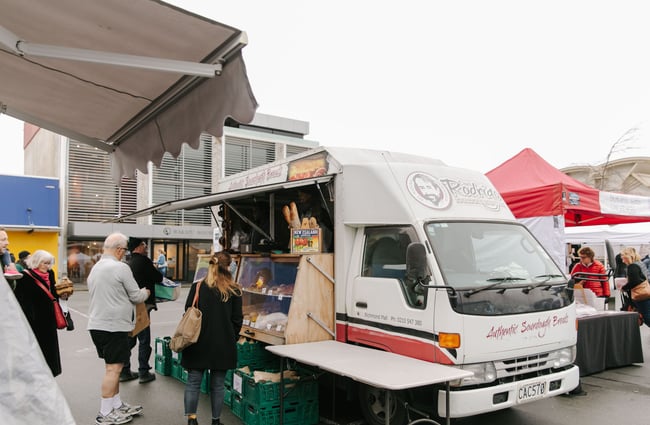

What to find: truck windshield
left=425, top=221, right=571, bottom=314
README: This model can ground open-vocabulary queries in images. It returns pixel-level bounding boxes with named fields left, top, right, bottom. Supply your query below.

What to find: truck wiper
left=465, top=277, right=524, bottom=297
left=522, top=274, right=564, bottom=294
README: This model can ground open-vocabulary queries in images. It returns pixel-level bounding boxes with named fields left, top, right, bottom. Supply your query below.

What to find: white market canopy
left=0, top=0, right=258, bottom=182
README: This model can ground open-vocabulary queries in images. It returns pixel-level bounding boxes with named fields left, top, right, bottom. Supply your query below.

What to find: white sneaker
left=95, top=408, right=133, bottom=425
left=117, top=402, right=143, bottom=416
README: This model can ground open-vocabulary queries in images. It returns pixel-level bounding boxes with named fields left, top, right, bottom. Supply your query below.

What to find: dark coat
left=180, top=281, right=243, bottom=371
left=128, top=252, right=162, bottom=307
left=14, top=269, right=62, bottom=376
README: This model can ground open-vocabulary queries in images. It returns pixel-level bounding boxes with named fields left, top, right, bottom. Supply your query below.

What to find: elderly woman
left=620, top=247, right=650, bottom=327
left=14, top=249, right=62, bottom=376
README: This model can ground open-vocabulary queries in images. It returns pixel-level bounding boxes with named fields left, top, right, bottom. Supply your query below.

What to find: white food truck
left=147, top=147, right=579, bottom=424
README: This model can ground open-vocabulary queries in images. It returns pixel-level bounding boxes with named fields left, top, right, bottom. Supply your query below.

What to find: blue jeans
left=633, top=298, right=650, bottom=327
left=184, top=369, right=226, bottom=421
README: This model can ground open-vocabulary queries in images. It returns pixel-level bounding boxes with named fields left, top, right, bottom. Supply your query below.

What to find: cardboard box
left=291, top=228, right=321, bottom=253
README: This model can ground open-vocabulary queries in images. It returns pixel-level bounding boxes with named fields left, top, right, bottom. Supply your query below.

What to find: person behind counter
left=181, top=251, right=243, bottom=425
left=620, top=247, right=650, bottom=327
left=570, top=246, right=609, bottom=298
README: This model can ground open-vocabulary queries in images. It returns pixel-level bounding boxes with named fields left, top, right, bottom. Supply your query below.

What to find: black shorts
left=90, top=330, right=131, bottom=364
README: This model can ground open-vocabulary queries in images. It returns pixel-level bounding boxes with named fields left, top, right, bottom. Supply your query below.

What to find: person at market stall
left=181, top=250, right=243, bottom=425
left=570, top=246, right=610, bottom=298
left=13, top=250, right=62, bottom=376
left=121, top=237, right=162, bottom=384
left=620, top=247, right=650, bottom=327
left=87, top=232, right=150, bottom=425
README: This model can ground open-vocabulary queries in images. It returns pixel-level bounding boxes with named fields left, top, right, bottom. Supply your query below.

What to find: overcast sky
left=2, top=0, right=650, bottom=177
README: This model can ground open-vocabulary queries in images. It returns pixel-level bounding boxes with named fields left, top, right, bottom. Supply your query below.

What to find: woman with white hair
left=14, top=249, right=62, bottom=376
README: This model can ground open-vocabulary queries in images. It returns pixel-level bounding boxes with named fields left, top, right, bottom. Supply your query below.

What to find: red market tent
left=486, top=148, right=650, bottom=227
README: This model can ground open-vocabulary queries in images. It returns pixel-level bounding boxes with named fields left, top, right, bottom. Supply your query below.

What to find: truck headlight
left=552, top=346, right=576, bottom=368
left=455, top=362, right=497, bottom=386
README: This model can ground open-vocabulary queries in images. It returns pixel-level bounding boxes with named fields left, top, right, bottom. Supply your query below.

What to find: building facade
left=22, top=113, right=317, bottom=283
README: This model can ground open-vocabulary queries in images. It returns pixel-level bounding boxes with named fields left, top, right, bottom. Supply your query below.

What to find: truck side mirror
left=567, top=277, right=575, bottom=303
left=406, top=242, right=428, bottom=289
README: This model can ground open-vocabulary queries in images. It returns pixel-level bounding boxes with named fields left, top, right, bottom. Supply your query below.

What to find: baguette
left=282, top=205, right=292, bottom=226
left=289, top=202, right=301, bottom=229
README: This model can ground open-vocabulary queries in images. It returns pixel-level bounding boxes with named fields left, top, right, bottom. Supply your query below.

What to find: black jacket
left=128, top=252, right=163, bottom=308
left=181, top=281, right=243, bottom=370
left=14, top=269, right=62, bottom=376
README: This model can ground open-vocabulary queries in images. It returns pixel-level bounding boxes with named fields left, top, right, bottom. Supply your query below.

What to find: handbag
left=129, top=303, right=150, bottom=337
left=170, top=281, right=202, bottom=352
left=64, top=310, right=75, bottom=331
left=25, top=270, right=67, bottom=329
left=631, top=279, right=650, bottom=302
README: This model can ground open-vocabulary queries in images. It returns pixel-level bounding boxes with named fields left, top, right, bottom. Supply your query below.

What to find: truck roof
left=113, top=146, right=514, bottom=223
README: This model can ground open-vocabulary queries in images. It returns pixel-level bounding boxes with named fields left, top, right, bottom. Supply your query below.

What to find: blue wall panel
left=1, top=175, right=59, bottom=227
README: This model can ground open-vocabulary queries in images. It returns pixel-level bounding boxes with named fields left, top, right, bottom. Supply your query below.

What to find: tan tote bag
left=170, top=281, right=202, bottom=352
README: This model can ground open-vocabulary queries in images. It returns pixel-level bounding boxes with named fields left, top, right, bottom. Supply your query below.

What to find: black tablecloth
left=575, top=311, right=644, bottom=376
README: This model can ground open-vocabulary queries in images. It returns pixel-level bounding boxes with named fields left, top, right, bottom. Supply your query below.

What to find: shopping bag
left=170, top=281, right=202, bottom=352
left=129, top=303, right=150, bottom=337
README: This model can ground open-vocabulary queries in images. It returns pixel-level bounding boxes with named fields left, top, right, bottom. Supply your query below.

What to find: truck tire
left=358, top=383, right=407, bottom=425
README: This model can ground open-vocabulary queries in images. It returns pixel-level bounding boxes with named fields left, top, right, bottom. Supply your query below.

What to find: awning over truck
left=111, top=176, right=333, bottom=222
left=0, top=0, right=258, bottom=182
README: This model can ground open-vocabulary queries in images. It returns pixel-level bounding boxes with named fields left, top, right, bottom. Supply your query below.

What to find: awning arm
left=0, top=25, right=249, bottom=78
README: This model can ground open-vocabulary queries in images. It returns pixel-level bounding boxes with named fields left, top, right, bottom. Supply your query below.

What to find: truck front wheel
left=358, top=383, right=407, bottom=425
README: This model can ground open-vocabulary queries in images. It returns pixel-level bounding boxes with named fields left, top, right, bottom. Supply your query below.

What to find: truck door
left=348, top=226, right=433, bottom=359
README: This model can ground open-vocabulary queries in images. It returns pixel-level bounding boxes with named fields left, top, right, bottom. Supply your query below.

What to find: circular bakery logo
left=406, top=172, right=451, bottom=210
left=163, top=227, right=171, bottom=236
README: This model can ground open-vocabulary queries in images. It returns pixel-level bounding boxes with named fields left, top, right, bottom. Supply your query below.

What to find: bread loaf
left=289, top=202, right=301, bottom=228
left=309, top=217, right=319, bottom=228
left=301, top=217, right=310, bottom=229
left=282, top=205, right=291, bottom=226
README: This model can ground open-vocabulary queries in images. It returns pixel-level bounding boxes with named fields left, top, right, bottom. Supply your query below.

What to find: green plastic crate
left=171, top=351, right=185, bottom=382
left=225, top=369, right=234, bottom=389
left=236, top=340, right=279, bottom=369
left=231, top=393, right=245, bottom=420
left=243, top=399, right=319, bottom=425
left=200, top=371, right=210, bottom=394
left=244, top=375, right=318, bottom=409
left=224, top=387, right=233, bottom=408
left=155, top=283, right=179, bottom=300
left=154, top=337, right=172, bottom=376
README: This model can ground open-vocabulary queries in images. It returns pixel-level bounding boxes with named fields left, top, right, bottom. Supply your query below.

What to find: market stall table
left=267, top=340, right=473, bottom=425
left=575, top=311, right=644, bottom=376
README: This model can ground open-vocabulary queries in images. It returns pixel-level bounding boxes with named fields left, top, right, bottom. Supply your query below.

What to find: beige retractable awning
left=0, top=0, right=257, bottom=182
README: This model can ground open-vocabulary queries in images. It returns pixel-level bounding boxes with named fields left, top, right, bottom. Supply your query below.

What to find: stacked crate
left=154, top=337, right=172, bottom=376
left=171, top=350, right=187, bottom=383
left=232, top=367, right=319, bottom=425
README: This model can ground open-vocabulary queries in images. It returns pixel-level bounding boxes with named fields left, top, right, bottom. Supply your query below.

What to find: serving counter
left=575, top=311, right=644, bottom=376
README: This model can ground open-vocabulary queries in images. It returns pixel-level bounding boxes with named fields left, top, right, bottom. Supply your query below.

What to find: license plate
left=517, top=380, right=546, bottom=402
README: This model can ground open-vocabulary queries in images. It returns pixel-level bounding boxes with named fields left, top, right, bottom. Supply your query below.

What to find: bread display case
left=237, top=253, right=334, bottom=345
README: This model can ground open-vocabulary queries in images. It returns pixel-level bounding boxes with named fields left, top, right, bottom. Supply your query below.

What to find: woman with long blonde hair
left=181, top=251, right=242, bottom=425
left=620, top=247, right=650, bottom=327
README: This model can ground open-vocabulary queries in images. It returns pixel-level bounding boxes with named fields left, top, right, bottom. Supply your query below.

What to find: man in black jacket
left=121, top=237, right=162, bottom=384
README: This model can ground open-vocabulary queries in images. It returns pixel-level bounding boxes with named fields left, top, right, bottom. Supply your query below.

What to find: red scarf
left=32, top=268, right=51, bottom=287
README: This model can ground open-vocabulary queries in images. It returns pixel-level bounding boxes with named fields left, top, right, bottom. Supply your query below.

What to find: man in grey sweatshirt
left=87, top=232, right=150, bottom=425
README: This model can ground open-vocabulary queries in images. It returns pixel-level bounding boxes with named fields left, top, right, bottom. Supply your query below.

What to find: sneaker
left=119, top=369, right=138, bottom=382
left=4, top=266, right=22, bottom=280
left=138, top=371, right=156, bottom=384
left=117, top=402, right=143, bottom=416
left=95, top=408, right=133, bottom=425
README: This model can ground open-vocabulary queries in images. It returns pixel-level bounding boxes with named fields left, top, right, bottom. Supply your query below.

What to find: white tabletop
left=266, top=340, right=472, bottom=390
